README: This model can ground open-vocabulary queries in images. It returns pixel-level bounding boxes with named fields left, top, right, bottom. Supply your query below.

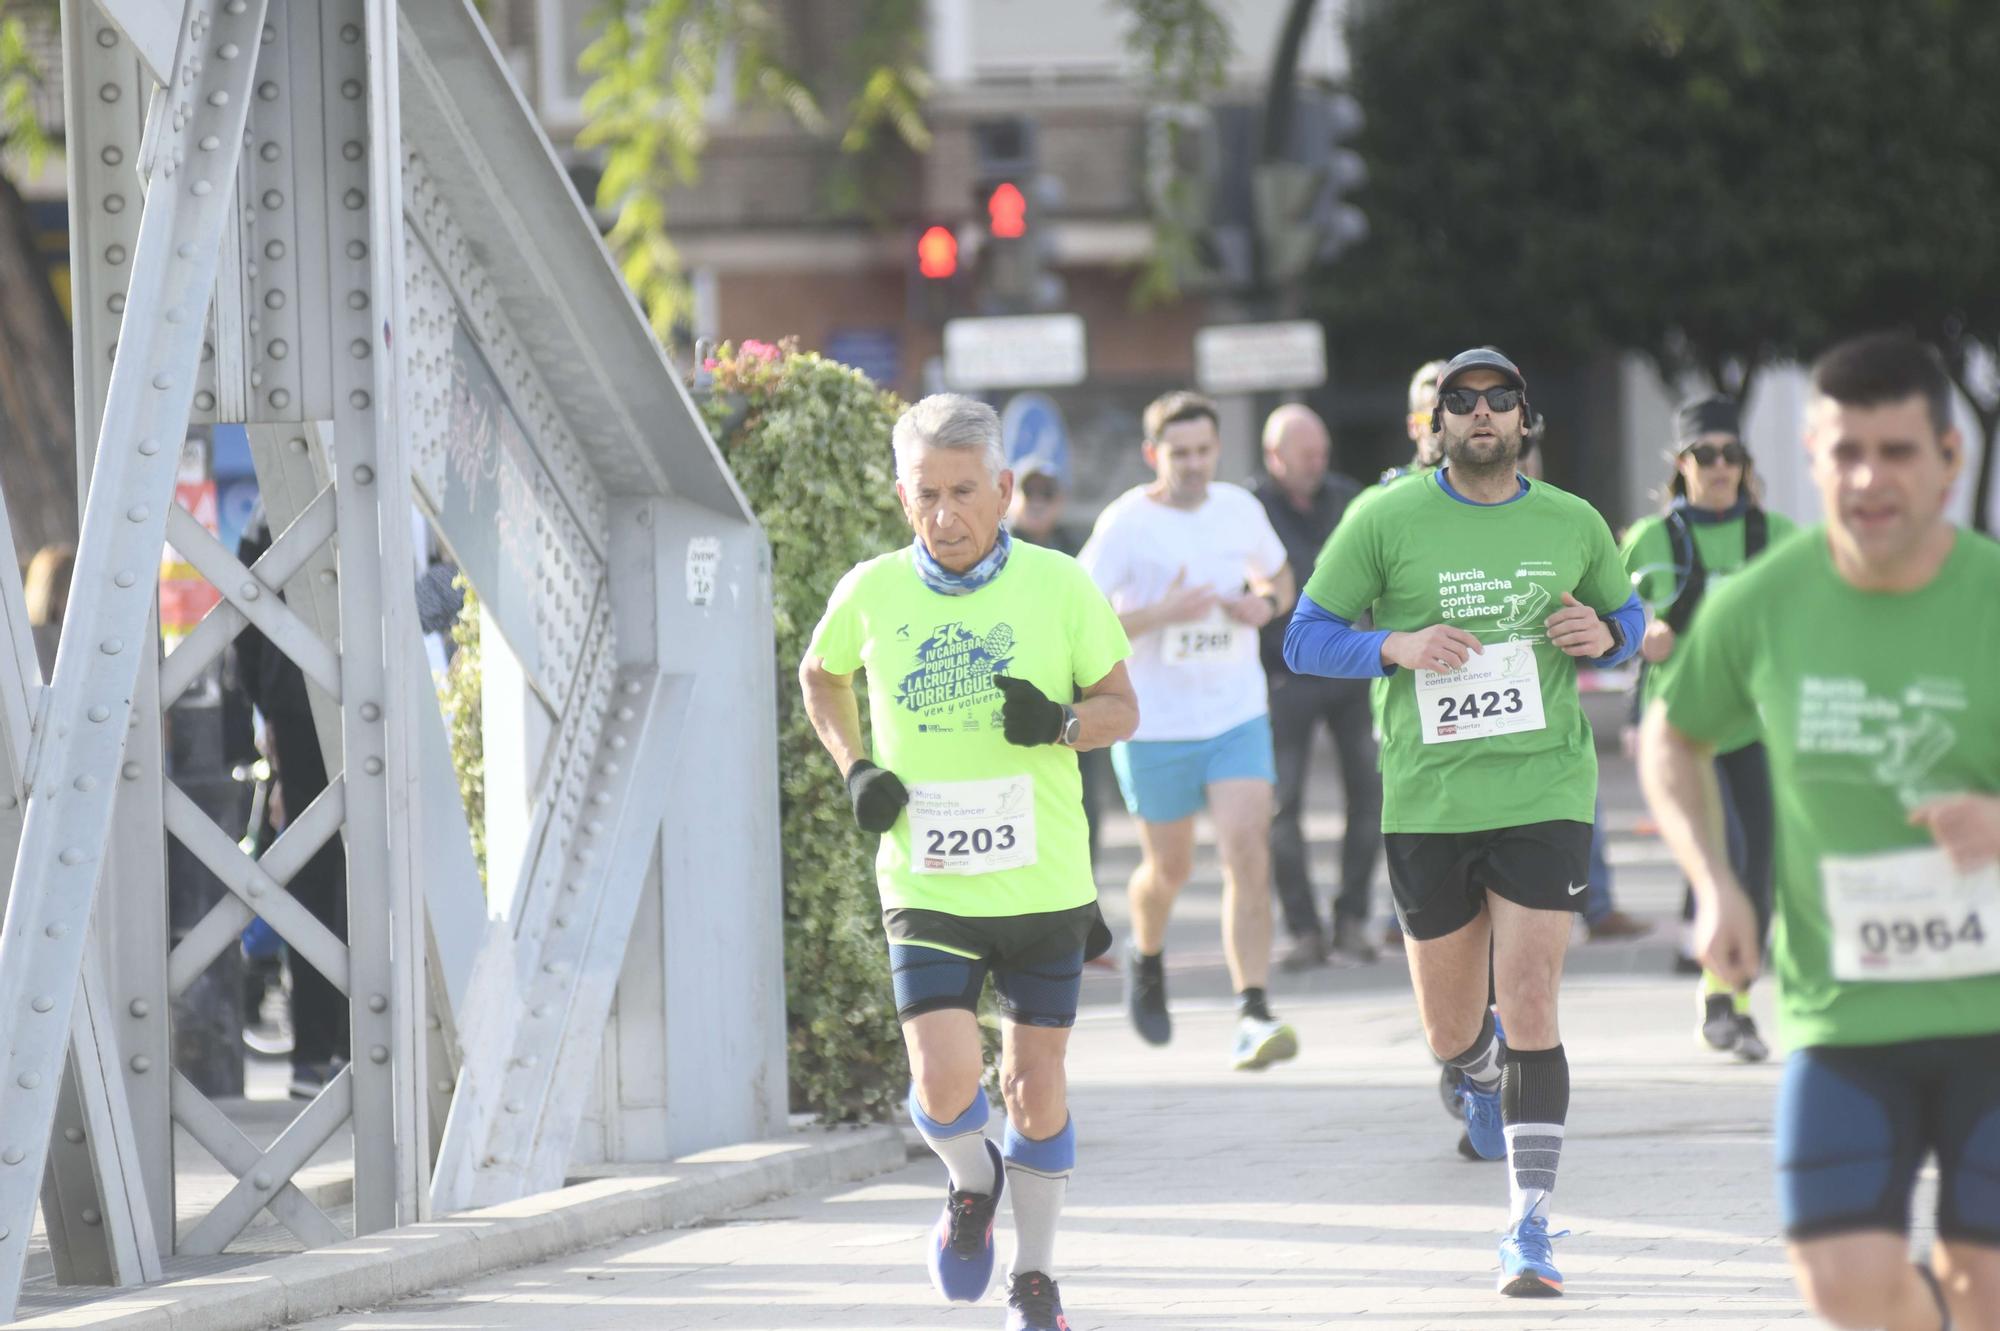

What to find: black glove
left=844, top=759, right=908, bottom=833
left=992, top=674, right=1066, bottom=747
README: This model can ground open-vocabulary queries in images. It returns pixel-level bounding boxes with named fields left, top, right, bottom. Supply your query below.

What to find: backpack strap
left=1745, top=505, right=1768, bottom=557
left=1662, top=509, right=1708, bottom=635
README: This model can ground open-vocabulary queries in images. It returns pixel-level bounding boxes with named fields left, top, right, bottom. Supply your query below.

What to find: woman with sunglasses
left=1620, top=396, right=1797, bottom=1063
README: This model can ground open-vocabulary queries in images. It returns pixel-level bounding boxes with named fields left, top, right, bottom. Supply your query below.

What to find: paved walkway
left=289, top=979, right=1852, bottom=1328
left=186, top=741, right=1911, bottom=1326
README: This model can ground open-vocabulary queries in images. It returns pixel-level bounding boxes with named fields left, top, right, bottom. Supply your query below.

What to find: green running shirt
left=807, top=540, right=1131, bottom=917
left=1663, top=527, right=2000, bottom=1048
left=1303, top=471, right=1631, bottom=834
left=1621, top=507, right=1799, bottom=754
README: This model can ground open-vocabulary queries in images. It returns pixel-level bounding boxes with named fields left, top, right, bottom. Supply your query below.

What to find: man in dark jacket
left=1252, top=405, right=1383, bottom=968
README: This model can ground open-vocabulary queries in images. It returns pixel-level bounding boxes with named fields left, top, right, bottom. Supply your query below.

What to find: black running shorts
left=1382, top=819, right=1594, bottom=941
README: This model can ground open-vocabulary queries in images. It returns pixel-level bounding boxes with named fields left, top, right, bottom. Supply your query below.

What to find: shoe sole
left=1232, top=1025, right=1299, bottom=1071
left=1498, top=1272, right=1563, bottom=1297
left=1733, top=1044, right=1769, bottom=1063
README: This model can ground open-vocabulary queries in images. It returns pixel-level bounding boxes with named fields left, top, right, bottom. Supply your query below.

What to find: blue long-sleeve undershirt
left=1283, top=595, right=1392, bottom=679
left=1284, top=590, right=1647, bottom=678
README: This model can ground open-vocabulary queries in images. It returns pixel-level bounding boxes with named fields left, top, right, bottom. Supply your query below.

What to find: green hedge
left=700, top=339, right=914, bottom=1122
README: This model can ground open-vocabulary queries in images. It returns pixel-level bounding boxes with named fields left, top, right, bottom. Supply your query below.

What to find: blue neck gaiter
left=912, top=527, right=1012, bottom=596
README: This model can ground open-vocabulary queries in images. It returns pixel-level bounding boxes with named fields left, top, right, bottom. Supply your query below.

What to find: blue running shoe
left=1005, top=1271, right=1071, bottom=1330
left=926, top=1139, right=1004, bottom=1303
left=1497, top=1214, right=1570, bottom=1297
left=1458, top=1082, right=1505, bottom=1160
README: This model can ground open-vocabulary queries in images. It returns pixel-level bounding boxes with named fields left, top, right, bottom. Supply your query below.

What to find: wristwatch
left=1058, top=704, right=1082, bottom=747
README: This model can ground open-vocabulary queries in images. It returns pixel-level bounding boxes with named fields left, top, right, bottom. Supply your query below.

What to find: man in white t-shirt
left=1079, top=391, right=1300, bottom=1070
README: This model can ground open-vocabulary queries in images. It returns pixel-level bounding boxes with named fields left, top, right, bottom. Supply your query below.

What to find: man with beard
left=1284, top=348, right=1644, bottom=1298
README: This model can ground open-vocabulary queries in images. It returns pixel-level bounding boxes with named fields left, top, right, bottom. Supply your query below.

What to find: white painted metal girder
left=0, top=2, right=273, bottom=1316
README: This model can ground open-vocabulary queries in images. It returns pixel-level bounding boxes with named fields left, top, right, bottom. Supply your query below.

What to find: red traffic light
left=987, top=182, right=1027, bottom=239
left=917, top=225, right=959, bottom=279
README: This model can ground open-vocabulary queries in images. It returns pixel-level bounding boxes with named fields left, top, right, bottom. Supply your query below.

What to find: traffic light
left=910, top=223, right=963, bottom=324
left=986, top=181, right=1027, bottom=239
left=917, top=225, right=959, bottom=280
left=971, top=118, right=1064, bottom=314
left=1254, top=91, right=1369, bottom=288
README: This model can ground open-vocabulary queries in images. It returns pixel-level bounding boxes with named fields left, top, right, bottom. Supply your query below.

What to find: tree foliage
left=699, top=338, right=913, bottom=1121
left=1324, top=0, right=2000, bottom=524
left=579, top=1, right=1234, bottom=331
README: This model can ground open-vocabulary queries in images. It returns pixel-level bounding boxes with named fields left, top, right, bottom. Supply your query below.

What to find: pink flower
left=742, top=339, right=781, bottom=362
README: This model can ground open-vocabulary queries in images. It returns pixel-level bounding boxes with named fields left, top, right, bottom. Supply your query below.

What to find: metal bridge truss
left=0, top=0, right=785, bottom=1318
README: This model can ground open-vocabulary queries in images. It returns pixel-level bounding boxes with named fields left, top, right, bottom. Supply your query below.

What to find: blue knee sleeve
left=909, top=1082, right=989, bottom=1140
left=1004, top=1116, right=1076, bottom=1174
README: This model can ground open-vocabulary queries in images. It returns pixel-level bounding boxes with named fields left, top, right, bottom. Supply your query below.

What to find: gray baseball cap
left=1438, top=346, right=1528, bottom=393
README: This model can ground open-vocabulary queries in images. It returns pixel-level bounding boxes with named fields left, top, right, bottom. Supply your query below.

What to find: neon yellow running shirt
left=808, top=540, right=1131, bottom=917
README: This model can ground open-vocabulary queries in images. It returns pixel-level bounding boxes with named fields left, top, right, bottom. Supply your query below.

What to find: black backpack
left=1661, top=505, right=1767, bottom=635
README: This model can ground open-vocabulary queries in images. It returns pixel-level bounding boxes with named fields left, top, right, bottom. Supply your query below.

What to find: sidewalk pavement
left=271, top=747, right=1865, bottom=1330
left=284, top=971, right=1864, bottom=1330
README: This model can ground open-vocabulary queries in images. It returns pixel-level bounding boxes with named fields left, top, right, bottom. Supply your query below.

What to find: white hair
left=892, top=394, right=1005, bottom=483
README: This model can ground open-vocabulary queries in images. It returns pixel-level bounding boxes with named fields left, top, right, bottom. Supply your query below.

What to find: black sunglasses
left=1438, top=385, right=1525, bottom=415
left=1683, top=443, right=1749, bottom=467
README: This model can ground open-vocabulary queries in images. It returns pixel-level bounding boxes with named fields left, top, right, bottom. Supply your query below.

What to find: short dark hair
left=1809, top=332, right=1954, bottom=436
left=1143, top=390, right=1219, bottom=443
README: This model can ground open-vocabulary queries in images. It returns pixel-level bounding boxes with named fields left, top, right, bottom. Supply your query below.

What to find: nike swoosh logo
left=1567, top=882, right=1588, bottom=895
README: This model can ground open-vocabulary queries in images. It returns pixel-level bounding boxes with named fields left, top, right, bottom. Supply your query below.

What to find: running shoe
left=1458, top=1082, right=1505, bottom=1160
left=926, top=1139, right=1004, bottom=1304
left=1331, top=918, right=1380, bottom=964
left=1231, top=1015, right=1299, bottom=1071
left=1438, top=1063, right=1465, bottom=1119
left=1457, top=1129, right=1502, bottom=1161
left=1123, top=945, right=1171, bottom=1046
left=1277, top=930, right=1329, bottom=973
left=1004, top=1270, right=1071, bottom=1330
left=1497, top=1213, right=1569, bottom=1297
left=1700, top=991, right=1739, bottom=1051
left=1732, top=1014, right=1769, bottom=1063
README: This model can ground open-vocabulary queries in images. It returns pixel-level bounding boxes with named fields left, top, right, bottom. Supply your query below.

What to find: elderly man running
left=801, top=394, right=1137, bottom=1331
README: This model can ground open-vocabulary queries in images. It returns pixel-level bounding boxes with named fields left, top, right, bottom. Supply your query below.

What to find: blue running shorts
left=1776, top=1033, right=2000, bottom=1243
left=1110, top=713, right=1276, bottom=824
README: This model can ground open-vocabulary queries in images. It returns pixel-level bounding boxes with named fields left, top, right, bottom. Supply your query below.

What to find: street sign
left=1000, top=391, right=1071, bottom=483
left=1194, top=320, right=1327, bottom=394
left=943, top=313, right=1087, bottom=390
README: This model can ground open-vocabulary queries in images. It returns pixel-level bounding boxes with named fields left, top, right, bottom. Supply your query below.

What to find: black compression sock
left=1238, top=987, right=1272, bottom=1022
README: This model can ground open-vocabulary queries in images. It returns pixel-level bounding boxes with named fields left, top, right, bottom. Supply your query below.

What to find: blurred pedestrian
left=231, top=501, right=350, bottom=1099
left=1008, top=459, right=1113, bottom=882
left=1081, top=391, right=1301, bottom=1071
left=1622, top=395, right=1793, bottom=1060
left=22, top=542, right=74, bottom=678
left=1252, top=405, right=1383, bottom=969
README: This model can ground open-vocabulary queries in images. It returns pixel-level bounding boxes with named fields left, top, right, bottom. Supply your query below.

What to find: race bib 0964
left=1821, top=847, right=1999, bottom=982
